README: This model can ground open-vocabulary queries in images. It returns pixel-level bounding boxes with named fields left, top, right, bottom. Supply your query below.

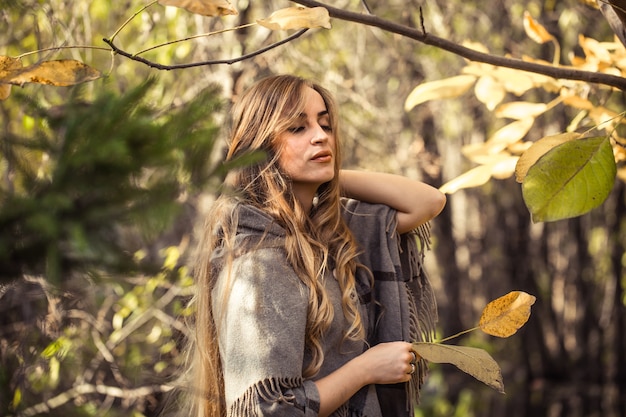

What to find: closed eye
left=287, top=126, right=305, bottom=133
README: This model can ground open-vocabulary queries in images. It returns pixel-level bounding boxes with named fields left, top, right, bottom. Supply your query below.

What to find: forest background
left=1, top=0, right=625, bottom=416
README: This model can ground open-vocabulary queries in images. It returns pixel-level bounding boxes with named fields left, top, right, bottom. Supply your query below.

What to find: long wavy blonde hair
left=174, top=75, right=364, bottom=417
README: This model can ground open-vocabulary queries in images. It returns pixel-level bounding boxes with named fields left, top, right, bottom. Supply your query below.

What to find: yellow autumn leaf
left=491, top=155, right=520, bottom=179
left=461, top=143, right=500, bottom=163
left=0, top=56, right=22, bottom=100
left=618, top=165, right=626, bottom=182
left=479, top=291, right=536, bottom=338
left=474, top=75, right=505, bottom=111
left=0, top=60, right=101, bottom=87
left=412, top=343, right=505, bottom=393
left=157, top=0, right=237, bottom=16
left=560, top=94, right=594, bottom=111
left=462, top=141, right=512, bottom=163
left=523, top=11, right=553, bottom=44
left=439, top=165, right=493, bottom=194
left=405, top=75, right=476, bottom=111
left=588, top=106, right=621, bottom=128
left=492, top=67, right=536, bottom=96
left=463, top=62, right=537, bottom=96
left=495, top=102, right=548, bottom=120
left=257, top=6, right=331, bottom=31
left=487, top=117, right=535, bottom=151
left=579, top=34, right=612, bottom=64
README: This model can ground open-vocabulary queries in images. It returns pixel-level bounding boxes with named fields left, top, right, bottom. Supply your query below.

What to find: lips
left=311, top=150, right=332, bottom=162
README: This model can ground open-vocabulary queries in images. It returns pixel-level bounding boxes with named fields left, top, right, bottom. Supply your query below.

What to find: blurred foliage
left=0, top=78, right=224, bottom=283
left=1, top=248, right=194, bottom=417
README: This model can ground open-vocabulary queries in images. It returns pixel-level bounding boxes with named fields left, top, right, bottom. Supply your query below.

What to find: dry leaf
left=158, top=0, right=237, bottom=16
left=491, top=155, right=520, bottom=179
left=492, top=67, right=536, bottom=96
left=560, top=94, right=594, bottom=111
left=487, top=118, right=535, bottom=150
left=579, top=34, right=612, bottom=64
left=474, top=75, right=505, bottom=111
left=413, top=342, right=505, bottom=393
left=405, top=75, right=476, bottom=111
left=461, top=143, right=500, bottom=163
left=515, top=132, right=581, bottom=183
left=439, top=165, right=493, bottom=194
left=479, top=291, right=536, bottom=338
left=0, top=56, right=23, bottom=100
left=495, top=102, right=548, bottom=120
left=0, top=60, right=101, bottom=87
left=257, top=6, right=330, bottom=31
left=589, top=106, right=621, bottom=128
left=523, top=11, right=553, bottom=44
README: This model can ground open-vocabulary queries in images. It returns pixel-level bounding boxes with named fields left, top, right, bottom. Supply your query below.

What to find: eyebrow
left=296, top=110, right=329, bottom=119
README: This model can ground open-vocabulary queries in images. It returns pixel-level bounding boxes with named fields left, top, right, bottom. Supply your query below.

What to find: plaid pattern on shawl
left=342, top=199, right=438, bottom=416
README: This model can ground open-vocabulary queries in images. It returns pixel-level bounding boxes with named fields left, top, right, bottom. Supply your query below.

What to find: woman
left=176, top=74, right=446, bottom=417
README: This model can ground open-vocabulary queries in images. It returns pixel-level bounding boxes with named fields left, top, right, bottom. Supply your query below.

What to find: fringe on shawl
left=228, top=377, right=311, bottom=416
left=403, top=222, right=438, bottom=412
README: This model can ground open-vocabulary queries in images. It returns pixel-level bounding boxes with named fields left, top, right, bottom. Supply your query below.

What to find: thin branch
left=293, top=0, right=626, bottom=91
left=109, top=0, right=159, bottom=43
left=17, top=383, right=170, bottom=417
left=133, top=22, right=256, bottom=56
left=103, top=29, right=309, bottom=70
left=15, top=45, right=111, bottom=60
left=361, top=0, right=372, bottom=14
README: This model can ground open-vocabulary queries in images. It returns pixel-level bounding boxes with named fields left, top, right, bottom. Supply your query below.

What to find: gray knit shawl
left=210, top=199, right=437, bottom=416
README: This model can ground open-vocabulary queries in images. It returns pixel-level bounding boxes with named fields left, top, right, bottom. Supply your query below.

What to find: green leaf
left=413, top=342, right=505, bottom=393
left=522, top=136, right=616, bottom=222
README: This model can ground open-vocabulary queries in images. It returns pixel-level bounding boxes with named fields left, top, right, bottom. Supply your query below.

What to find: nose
left=311, top=123, right=329, bottom=144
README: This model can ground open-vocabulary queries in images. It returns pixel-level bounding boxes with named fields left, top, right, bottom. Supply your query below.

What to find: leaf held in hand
left=479, top=291, right=536, bottom=337
left=257, top=6, right=331, bottom=31
left=413, top=342, right=505, bottom=393
left=158, top=0, right=238, bottom=16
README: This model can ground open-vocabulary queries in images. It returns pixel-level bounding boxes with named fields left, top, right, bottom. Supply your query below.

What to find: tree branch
left=102, top=29, right=308, bottom=70
left=294, top=0, right=626, bottom=91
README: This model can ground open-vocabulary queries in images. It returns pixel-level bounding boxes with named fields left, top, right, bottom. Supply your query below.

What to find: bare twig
left=16, top=383, right=170, bottom=417
left=109, top=0, right=159, bottom=43
left=133, top=23, right=256, bottom=56
left=15, top=45, right=111, bottom=60
left=361, top=0, right=373, bottom=14
left=102, top=29, right=309, bottom=70
left=293, top=0, right=626, bottom=91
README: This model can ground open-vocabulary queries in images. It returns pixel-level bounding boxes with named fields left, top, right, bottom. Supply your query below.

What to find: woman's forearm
left=339, top=170, right=446, bottom=233
left=314, top=341, right=415, bottom=417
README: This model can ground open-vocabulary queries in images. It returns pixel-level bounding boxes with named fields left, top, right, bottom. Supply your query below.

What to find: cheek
left=277, top=141, right=299, bottom=172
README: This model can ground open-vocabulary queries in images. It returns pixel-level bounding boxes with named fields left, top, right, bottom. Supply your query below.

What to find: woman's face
left=277, top=86, right=336, bottom=196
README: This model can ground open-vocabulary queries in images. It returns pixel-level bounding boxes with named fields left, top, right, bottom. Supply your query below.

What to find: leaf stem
left=133, top=23, right=257, bottom=56
left=437, top=326, right=480, bottom=343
